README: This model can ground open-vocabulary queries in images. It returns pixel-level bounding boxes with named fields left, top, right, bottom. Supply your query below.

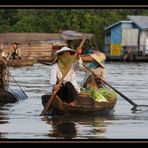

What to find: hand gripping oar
left=83, top=64, right=148, bottom=111
left=40, top=38, right=86, bottom=116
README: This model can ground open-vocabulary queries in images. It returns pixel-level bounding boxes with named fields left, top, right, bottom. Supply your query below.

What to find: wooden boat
left=7, top=59, right=36, bottom=67
left=0, top=89, right=27, bottom=105
left=41, top=88, right=117, bottom=116
left=37, top=58, right=52, bottom=63
left=0, top=59, right=28, bottom=104
left=37, top=58, right=53, bottom=65
left=0, top=89, right=17, bottom=104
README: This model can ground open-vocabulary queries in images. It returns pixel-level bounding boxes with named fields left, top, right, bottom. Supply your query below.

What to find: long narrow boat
left=41, top=88, right=117, bottom=116
left=37, top=58, right=53, bottom=65
left=7, top=59, right=36, bottom=67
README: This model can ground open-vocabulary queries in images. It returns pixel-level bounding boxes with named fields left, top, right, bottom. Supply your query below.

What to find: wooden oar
left=40, top=38, right=86, bottom=116
left=83, top=64, right=148, bottom=111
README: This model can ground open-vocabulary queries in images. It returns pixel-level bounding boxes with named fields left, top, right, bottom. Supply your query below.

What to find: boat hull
left=7, top=59, right=36, bottom=67
left=41, top=94, right=117, bottom=116
left=0, top=89, right=28, bottom=105
left=0, top=89, right=18, bottom=104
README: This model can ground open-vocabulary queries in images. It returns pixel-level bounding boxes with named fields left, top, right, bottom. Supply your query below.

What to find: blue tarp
left=9, top=89, right=28, bottom=101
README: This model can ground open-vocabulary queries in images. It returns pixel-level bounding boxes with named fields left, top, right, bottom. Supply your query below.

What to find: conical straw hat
left=53, top=46, right=75, bottom=57
left=90, top=52, right=106, bottom=68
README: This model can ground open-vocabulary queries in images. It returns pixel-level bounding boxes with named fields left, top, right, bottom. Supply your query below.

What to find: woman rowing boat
left=49, top=46, right=83, bottom=106
left=41, top=50, right=117, bottom=116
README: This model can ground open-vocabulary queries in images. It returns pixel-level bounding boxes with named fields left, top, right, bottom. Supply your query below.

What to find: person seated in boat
left=49, top=46, right=83, bottom=106
left=9, top=42, right=21, bottom=60
left=83, top=52, right=107, bottom=89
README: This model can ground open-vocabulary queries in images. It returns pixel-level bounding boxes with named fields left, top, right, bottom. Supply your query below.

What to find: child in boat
left=49, top=46, right=83, bottom=106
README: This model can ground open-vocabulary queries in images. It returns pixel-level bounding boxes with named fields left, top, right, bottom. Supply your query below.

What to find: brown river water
left=0, top=62, right=148, bottom=141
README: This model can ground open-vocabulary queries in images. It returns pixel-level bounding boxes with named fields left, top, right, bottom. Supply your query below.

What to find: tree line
left=0, top=9, right=148, bottom=50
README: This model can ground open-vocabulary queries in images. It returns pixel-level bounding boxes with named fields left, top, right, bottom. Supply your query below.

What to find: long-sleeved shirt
left=8, top=48, right=21, bottom=59
left=81, top=66, right=107, bottom=87
left=49, top=58, right=83, bottom=93
left=91, top=67, right=107, bottom=81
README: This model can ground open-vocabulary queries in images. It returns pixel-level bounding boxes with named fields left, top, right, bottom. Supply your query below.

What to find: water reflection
left=0, top=114, right=8, bottom=124
left=0, top=63, right=148, bottom=139
left=43, top=115, right=115, bottom=139
left=50, top=121, right=76, bottom=139
left=0, top=105, right=9, bottom=139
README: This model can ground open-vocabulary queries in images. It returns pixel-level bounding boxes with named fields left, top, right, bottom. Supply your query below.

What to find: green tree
left=1, top=9, right=148, bottom=50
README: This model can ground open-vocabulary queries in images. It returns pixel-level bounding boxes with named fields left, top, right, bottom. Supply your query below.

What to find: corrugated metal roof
left=127, top=15, right=148, bottom=30
left=104, top=21, right=133, bottom=30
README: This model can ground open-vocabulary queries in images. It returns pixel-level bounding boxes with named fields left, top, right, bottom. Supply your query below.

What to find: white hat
left=90, top=52, right=106, bottom=68
left=53, top=46, right=75, bottom=57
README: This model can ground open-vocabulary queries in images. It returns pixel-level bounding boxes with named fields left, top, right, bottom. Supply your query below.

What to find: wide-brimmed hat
left=53, top=46, right=75, bottom=57
left=90, top=52, right=106, bottom=68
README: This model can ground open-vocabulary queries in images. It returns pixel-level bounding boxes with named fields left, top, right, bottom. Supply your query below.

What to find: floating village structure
left=104, top=15, right=148, bottom=61
left=0, top=31, right=98, bottom=64
left=1, top=16, right=148, bottom=63
left=0, top=33, right=65, bottom=60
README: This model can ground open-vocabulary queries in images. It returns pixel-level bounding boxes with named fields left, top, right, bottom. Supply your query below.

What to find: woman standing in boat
left=49, top=46, right=83, bottom=106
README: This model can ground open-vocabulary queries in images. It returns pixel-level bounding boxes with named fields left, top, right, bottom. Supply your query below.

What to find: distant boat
left=7, top=59, right=36, bottom=67
left=37, top=58, right=53, bottom=65
left=38, top=30, right=101, bottom=64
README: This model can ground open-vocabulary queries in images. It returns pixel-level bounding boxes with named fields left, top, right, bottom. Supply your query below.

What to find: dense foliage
left=0, top=9, right=148, bottom=50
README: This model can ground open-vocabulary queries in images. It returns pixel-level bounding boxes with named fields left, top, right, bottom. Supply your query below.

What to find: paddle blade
left=131, top=105, right=148, bottom=112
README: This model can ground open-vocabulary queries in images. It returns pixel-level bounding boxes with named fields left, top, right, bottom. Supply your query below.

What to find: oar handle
left=40, top=38, right=86, bottom=116
left=82, top=64, right=138, bottom=107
